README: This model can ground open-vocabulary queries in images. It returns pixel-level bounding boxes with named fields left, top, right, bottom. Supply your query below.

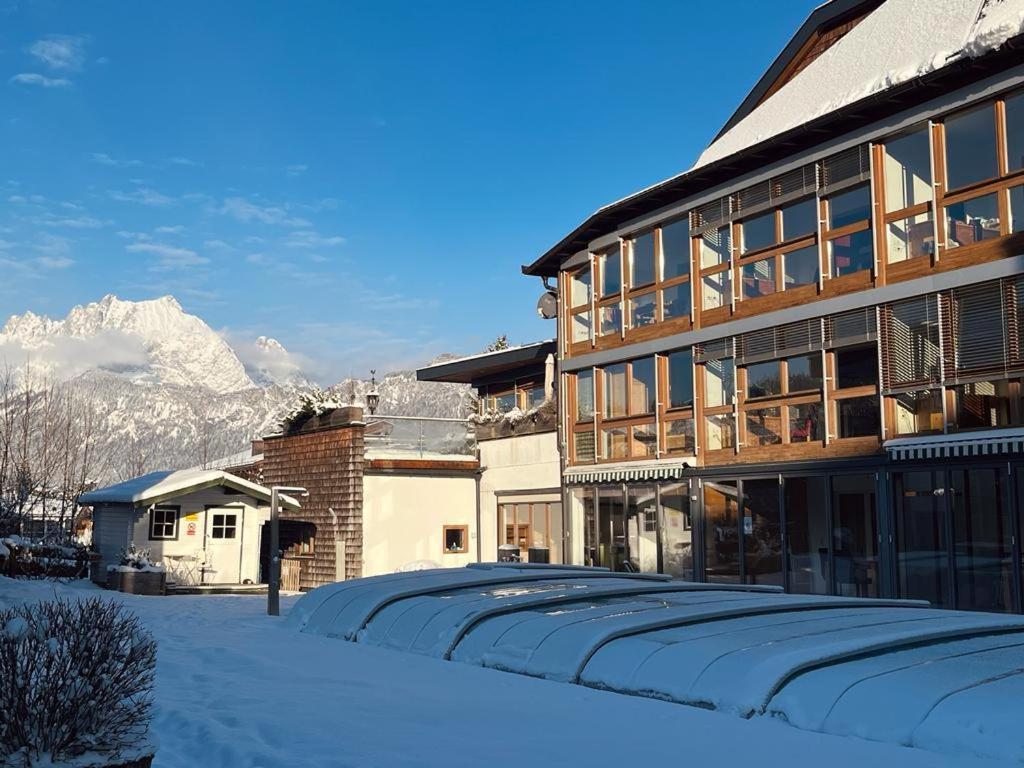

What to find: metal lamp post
left=268, top=485, right=308, bottom=616
left=366, top=370, right=380, bottom=416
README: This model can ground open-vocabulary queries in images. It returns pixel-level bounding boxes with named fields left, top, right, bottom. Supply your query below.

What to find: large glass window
left=837, top=395, right=880, bottom=438
left=951, top=468, right=1013, bottom=613
left=603, top=363, right=627, bottom=419
left=602, top=427, right=628, bottom=460
left=705, top=413, right=735, bottom=451
left=783, top=244, right=819, bottom=288
left=780, top=197, right=817, bottom=241
left=575, top=369, right=594, bottom=421
left=825, top=184, right=873, bottom=277
left=1012, top=185, right=1024, bottom=234
left=831, top=473, right=878, bottom=597
left=629, top=292, right=656, bottom=329
left=887, top=212, right=934, bottom=263
left=787, top=354, right=822, bottom=392
left=630, top=232, right=655, bottom=288
left=829, top=228, right=874, bottom=276
left=789, top=402, right=823, bottom=442
left=702, top=271, right=731, bottom=310
left=625, top=487, right=659, bottom=571
left=784, top=476, right=829, bottom=594
left=699, top=226, right=731, bottom=269
left=944, top=104, right=998, bottom=190
left=661, top=283, right=691, bottom=321
left=664, top=419, right=695, bottom=454
left=741, top=258, right=776, bottom=299
left=946, top=193, right=1001, bottom=248
left=884, top=128, right=932, bottom=211
left=661, top=219, right=690, bottom=280
left=828, top=185, right=871, bottom=229
left=746, top=360, right=781, bottom=399
left=894, top=470, right=950, bottom=607
left=745, top=407, right=783, bottom=447
left=741, top=211, right=775, bottom=254
left=630, top=357, right=656, bottom=415
left=571, top=311, right=591, bottom=343
left=743, top=478, right=783, bottom=586
left=600, top=246, right=621, bottom=297
left=667, top=350, right=693, bottom=409
left=660, top=483, right=693, bottom=579
left=704, top=358, right=734, bottom=408
left=893, top=389, right=943, bottom=435
left=954, top=380, right=1017, bottom=429
left=835, top=345, right=877, bottom=389
left=570, top=267, right=591, bottom=308
left=1008, top=91, right=1024, bottom=172
left=598, top=304, right=621, bottom=337
left=704, top=480, right=739, bottom=583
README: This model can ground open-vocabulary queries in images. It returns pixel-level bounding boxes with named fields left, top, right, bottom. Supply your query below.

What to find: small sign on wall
left=186, top=521, right=197, bottom=536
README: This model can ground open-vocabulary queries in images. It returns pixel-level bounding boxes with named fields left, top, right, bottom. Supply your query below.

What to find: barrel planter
left=107, top=569, right=167, bottom=596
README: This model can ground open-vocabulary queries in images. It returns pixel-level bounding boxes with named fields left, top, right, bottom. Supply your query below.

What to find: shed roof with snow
left=291, top=564, right=1024, bottom=763
left=79, top=469, right=301, bottom=510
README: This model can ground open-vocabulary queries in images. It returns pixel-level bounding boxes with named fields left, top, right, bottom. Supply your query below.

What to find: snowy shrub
left=279, top=387, right=344, bottom=433
left=109, top=545, right=165, bottom=574
left=0, top=536, right=93, bottom=581
left=0, top=598, right=156, bottom=767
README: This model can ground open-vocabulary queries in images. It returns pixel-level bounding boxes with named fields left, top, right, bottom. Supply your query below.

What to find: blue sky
left=0, top=0, right=818, bottom=383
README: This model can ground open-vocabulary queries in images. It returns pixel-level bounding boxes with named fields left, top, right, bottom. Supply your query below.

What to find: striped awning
left=564, top=460, right=689, bottom=485
left=885, top=429, right=1024, bottom=461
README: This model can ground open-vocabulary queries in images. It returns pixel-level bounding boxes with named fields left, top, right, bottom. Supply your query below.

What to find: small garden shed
left=80, top=469, right=301, bottom=587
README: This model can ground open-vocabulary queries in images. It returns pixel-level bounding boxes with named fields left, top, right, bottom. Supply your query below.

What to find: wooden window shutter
left=881, top=295, right=941, bottom=392
left=818, top=145, right=870, bottom=193
left=825, top=307, right=877, bottom=349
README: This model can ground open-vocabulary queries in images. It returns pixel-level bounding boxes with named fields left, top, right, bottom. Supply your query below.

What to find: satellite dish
left=536, top=291, right=557, bottom=319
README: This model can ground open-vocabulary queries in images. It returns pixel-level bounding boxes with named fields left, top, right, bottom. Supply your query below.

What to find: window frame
left=148, top=505, right=179, bottom=541
left=442, top=524, right=469, bottom=555
left=733, top=196, right=820, bottom=306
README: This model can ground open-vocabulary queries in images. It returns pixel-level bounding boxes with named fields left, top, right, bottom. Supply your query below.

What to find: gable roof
left=79, top=469, right=301, bottom=510
left=523, top=0, right=1024, bottom=277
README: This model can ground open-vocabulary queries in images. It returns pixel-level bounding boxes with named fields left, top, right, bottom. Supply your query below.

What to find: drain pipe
left=327, top=507, right=345, bottom=582
left=474, top=467, right=484, bottom=563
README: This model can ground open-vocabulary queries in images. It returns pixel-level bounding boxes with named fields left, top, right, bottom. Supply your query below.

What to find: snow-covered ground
left=0, top=577, right=1017, bottom=768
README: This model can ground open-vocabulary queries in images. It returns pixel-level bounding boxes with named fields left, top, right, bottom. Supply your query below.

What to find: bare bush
left=0, top=598, right=156, bottom=767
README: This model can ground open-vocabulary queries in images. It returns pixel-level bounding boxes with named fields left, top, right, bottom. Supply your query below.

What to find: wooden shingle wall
left=262, top=407, right=365, bottom=588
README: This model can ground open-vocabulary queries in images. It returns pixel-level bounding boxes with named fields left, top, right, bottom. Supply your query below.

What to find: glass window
left=746, top=360, right=781, bottom=399
left=699, top=226, right=731, bottom=269
left=667, top=350, right=694, bottom=409
left=661, top=219, right=690, bottom=280
left=835, top=345, right=877, bottom=389
left=829, top=228, right=874, bottom=276
left=745, top=407, right=782, bottom=447
left=893, top=470, right=949, bottom=607
left=630, top=424, right=657, bottom=458
left=575, top=370, right=594, bottom=421
left=789, top=402, right=823, bottom=442
left=743, top=478, right=783, bottom=586
left=602, top=427, right=628, bottom=459
left=660, top=483, right=693, bottom=579
left=1008, top=92, right=1024, bottom=172
left=1012, top=185, right=1024, bottom=234
left=827, top=185, right=871, bottom=229
left=704, top=358, right=734, bottom=408
left=887, top=212, right=934, bottom=262
left=570, top=268, right=591, bottom=308
left=625, top=488, right=659, bottom=572
left=150, top=507, right=177, bottom=539
left=946, top=193, right=1001, bottom=248
left=883, top=128, right=932, bottom=212
left=630, top=357, right=656, bottom=415
left=630, top=232, right=655, bottom=287
left=785, top=476, right=829, bottom=594
left=600, top=246, right=621, bottom=297
left=741, top=211, right=775, bottom=253
left=705, top=413, right=735, bottom=451
left=702, top=271, right=731, bottom=310
left=954, top=379, right=1016, bottom=429
left=837, top=395, right=880, bottom=438
left=598, top=304, right=621, bottom=336
left=493, top=391, right=516, bottom=413
left=741, top=258, right=776, bottom=299
left=704, top=480, right=739, bottom=582
left=951, top=467, right=1013, bottom=612
left=665, top=419, right=695, bottom=454
left=783, top=244, right=819, bottom=288
left=571, top=311, right=591, bottom=343
left=211, top=513, right=237, bottom=539
left=573, top=431, right=595, bottom=462
left=780, top=197, right=817, bottom=240
left=832, top=473, right=878, bottom=597
left=893, top=389, right=943, bottom=434
left=944, top=104, right=998, bottom=189
left=629, top=292, right=656, bottom=329
left=662, top=283, right=691, bottom=321
left=603, top=363, right=627, bottom=419
left=524, top=385, right=545, bottom=410
left=787, top=354, right=822, bottom=392
left=443, top=526, right=468, bottom=553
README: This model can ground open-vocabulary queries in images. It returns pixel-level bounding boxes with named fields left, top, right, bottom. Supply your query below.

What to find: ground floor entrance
left=568, top=457, right=1024, bottom=613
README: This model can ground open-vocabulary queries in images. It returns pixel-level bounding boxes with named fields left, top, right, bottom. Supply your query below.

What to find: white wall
left=362, top=472, right=477, bottom=576
left=94, top=486, right=270, bottom=584
left=478, top=432, right=561, bottom=561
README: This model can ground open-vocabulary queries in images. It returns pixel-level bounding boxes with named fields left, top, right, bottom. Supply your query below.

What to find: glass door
left=598, top=487, right=626, bottom=571
left=742, top=478, right=783, bottom=586
left=703, top=479, right=740, bottom=583
left=893, top=470, right=950, bottom=607
left=626, top=487, right=659, bottom=572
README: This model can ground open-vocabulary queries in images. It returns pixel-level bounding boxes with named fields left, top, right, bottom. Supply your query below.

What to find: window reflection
left=662, top=283, right=691, bottom=320
left=944, top=105, right=998, bottom=189
left=783, top=245, right=819, bottom=287
left=830, top=228, right=874, bottom=276
left=743, top=478, right=783, bottom=586
left=780, top=197, right=817, bottom=240
left=785, top=476, right=829, bottom=594
left=946, top=193, right=1001, bottom=247
left=600, top=246, right=622, bottom=296
left=662, top=219, right=690, bottom=280
left=629, top=292, right=656, bottom=329
left=660, top=484, right=693, bottom=579
left=742, top=258, right=776, bottom=299
left=883, top=128, right=932, bottom=211
left=741, top=211, right=775, bottom=254
left=631, top=232, right=655, bottom=287
left=704, top=480, right=739, bottom=583
left=832, top=473, right=878, bottom=597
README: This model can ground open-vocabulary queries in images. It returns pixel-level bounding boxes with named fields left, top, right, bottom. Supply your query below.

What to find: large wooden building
left=522, top=0, right=1024, bottom=612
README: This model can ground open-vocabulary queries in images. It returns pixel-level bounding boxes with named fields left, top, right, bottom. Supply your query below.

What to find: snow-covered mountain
left=0, top=295, right=471, bottom=482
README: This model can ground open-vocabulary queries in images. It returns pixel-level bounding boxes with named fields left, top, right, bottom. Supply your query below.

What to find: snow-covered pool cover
left=290, top=564, right=1024, bottom=763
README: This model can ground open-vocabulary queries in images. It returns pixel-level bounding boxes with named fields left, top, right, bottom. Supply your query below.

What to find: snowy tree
left=484, top=335, right=510, bottom=352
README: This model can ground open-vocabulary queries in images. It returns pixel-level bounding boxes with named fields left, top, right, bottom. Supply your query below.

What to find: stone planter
left=107, top=569, right=166, bottom=596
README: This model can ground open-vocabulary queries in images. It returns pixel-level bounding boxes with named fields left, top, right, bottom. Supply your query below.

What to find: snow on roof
left=694, top=0, right=1024, bottom=169
left=292, top=565, right=1024, bottom=762
left=79, top=468, right=300, bottom=509
left=418, top=340, right=555, bottom=371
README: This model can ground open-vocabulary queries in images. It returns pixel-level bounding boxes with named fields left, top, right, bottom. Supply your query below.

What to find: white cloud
left=91, top=152, right=143, bottom=168
left=0, top=330, right=148, bottom=380
left=125, top=242, right=209, bottom=271
left=9, top=73, right=71, bottom=88
left=284, top=230, right=345, bottom=249
left=109, top=187, right=175, bottom=207
left=285, top=164, right=308, bottom=177
left=219, top=197, right=310, bottom=228
left=167, top=156, right=202, bottom=167
left=27, top=34, right=88, bottom=71
left=44, top=214, right=105, bottom=229
left=35, top=255, right=73, bottom=269
left=155, top=225, right=183, bottom=234
left=203, top=239, right=233, bottom=252
left=224, top=331, right=311, bottom=384
left=245, top=253, right=267, bottom=265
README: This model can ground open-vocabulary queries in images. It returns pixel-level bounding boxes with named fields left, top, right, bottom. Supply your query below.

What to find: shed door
left=204, top=508, right=243, bottom=584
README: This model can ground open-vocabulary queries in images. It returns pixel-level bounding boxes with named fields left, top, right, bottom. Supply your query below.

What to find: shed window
left=211, top=513, right=238, bottom=539
left=149, top=506, right=178, bottom=540
left=443, top=525, right=468, bottom=554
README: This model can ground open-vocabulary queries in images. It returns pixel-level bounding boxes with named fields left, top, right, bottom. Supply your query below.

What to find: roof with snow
left=523, top=0, right=1024, bottom=277
left=416, top=340, right=555, bottom=385
left=79, top=469, right=300, bottom=509
left=291, top=564, right=1024, bottom=762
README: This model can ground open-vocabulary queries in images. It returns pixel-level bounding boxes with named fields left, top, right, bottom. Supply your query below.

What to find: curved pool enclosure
left=288, top=563, right=1024, bottom=763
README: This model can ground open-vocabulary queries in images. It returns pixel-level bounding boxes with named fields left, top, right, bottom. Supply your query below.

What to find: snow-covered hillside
left=0, top=296, right=471, bottom=481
